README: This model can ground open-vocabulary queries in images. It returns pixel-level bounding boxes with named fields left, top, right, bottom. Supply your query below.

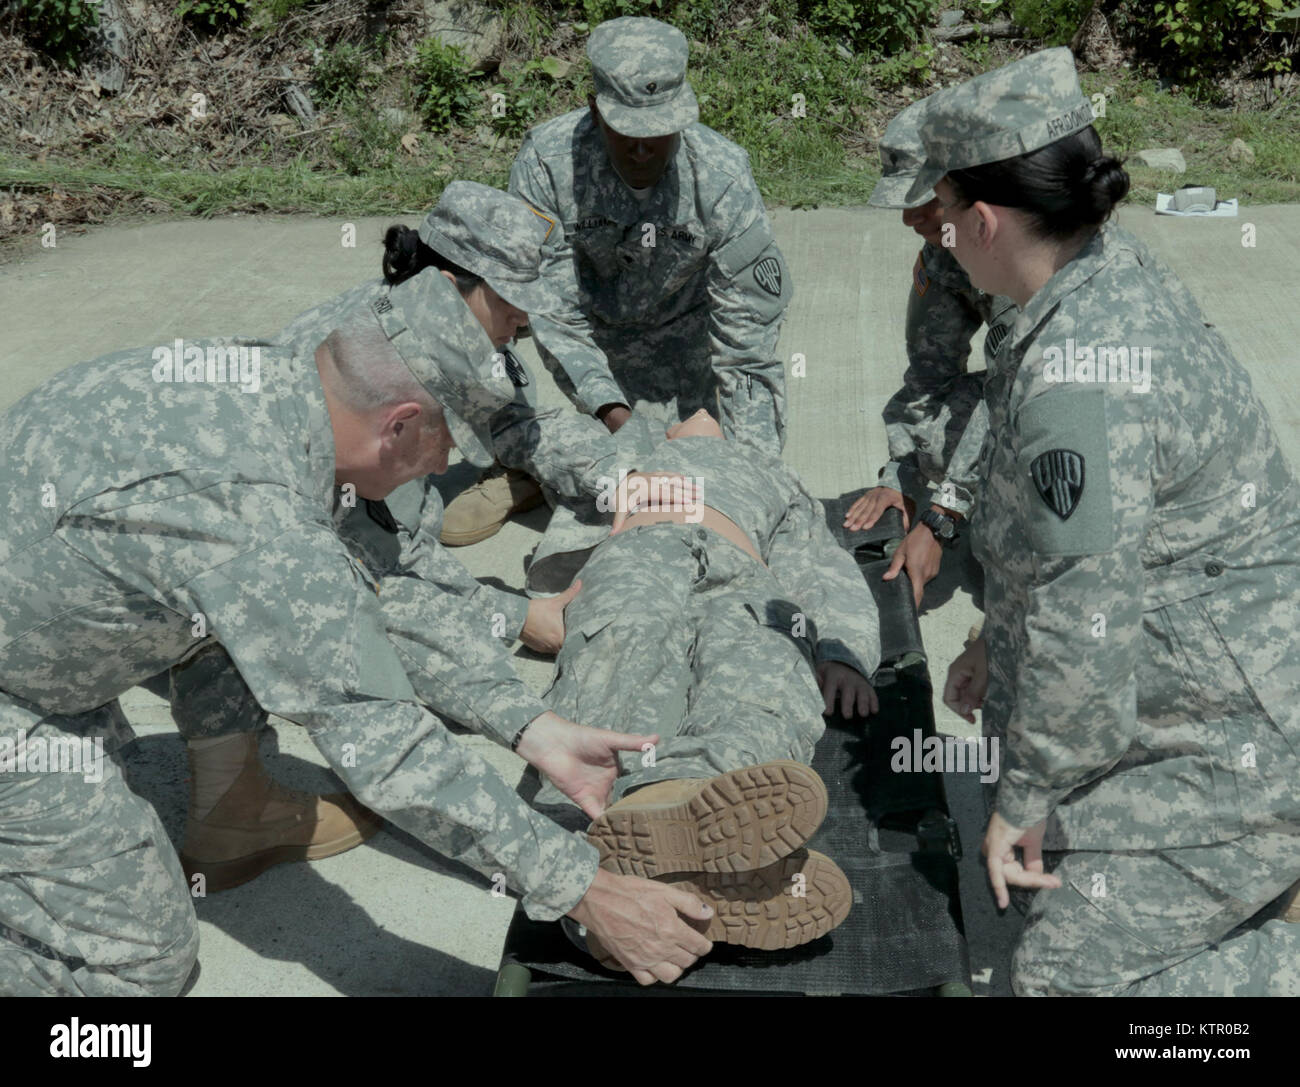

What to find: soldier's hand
left=597, top=403, right=633, bottom=433
left=982, top=813, right=1061, bottom=910
left=520, top=580, right=581, bottom=655
left=942, top=636, right=988, bottom=724
left=843, top=486, right=910, bottom=532
left=514, top=712, right=658, bottom=820
left=569, top=868, right=714, bottom=985
left=609, top=472, right=701, bottom=534
left=816, top=661, right=878, bottom=718
left=882, top=523, right=942, bottom=610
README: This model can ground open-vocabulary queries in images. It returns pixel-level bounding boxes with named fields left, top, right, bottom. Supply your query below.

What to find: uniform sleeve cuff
left=578, top=377, right=628, bottom=419
left=875, top=462, right=905, bottom=494
left=994, top=779, right=1062, bottom=830
left=521, top=832, right=601, bottom=921
left=481, top=695, right=551, bottom=750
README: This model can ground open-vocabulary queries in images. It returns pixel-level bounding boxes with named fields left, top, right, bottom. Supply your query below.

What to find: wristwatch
left=918, top=508, right=960, bottom=549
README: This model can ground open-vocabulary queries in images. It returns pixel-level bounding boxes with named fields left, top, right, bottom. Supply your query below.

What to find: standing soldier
left=844, top=97, right=1016, bottom=607
left=442, top=15, right=792, bottom=553
left=926, top=48, right=1300, bottom=995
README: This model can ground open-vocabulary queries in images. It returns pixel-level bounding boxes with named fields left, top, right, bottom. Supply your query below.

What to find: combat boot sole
left=587, top=761, right=828, bottom=878
left=586, top=850, right=852, bottom=969
left=667, top=849, right=852, bottom=950
left=180, top=801, right=384, bottom=893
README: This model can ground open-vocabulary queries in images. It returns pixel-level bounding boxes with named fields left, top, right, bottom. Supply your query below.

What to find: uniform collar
left=1005, top=222, right=1117, bottom=359
left=283, top=352, right=339, bottom=514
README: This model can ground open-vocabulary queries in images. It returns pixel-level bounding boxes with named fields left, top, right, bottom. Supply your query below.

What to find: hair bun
left=382, top=224, right=422, bottom=285
left=1079, top=155, right=1130, bottom=221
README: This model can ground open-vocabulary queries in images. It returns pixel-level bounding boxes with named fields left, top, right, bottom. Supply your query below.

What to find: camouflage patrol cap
left=904, top=47, right=1095, bottom=206
left=368, top=268, right=513, bottom=468
left=588, top=16, right=699, bottom=138
left=868, top=98, right=934, bottom=209
left=418, top=181, right=562, bottom=316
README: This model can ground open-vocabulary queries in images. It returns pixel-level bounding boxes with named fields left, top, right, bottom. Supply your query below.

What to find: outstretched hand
left=514, top=712, right=658, bottom=820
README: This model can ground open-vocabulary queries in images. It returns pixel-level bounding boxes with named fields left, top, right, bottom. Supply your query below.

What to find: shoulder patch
left=1030, top=449, right=1084, bottom=520
left=753, top=256, right=782, bottom=297
left=985, top=321, right=1010, bottom=357
left=913, top=252, right=930, bottom=298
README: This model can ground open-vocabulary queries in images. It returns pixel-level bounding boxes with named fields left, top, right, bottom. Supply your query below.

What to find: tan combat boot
left=440, top=464, right=544, bottom=546
left=587, top=849, right=853, bottom=967
left=586, top=761, right=829, bottom=879
left=179, top=733, right=383, bottom=893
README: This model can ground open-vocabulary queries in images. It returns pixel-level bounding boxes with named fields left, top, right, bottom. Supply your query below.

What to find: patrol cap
left=904, top=47, right=1095, bottom=206
left=868, top=97, right=935, bottom=209
left=368, top=269, right=514, bottom=468
left=417, top=181, right=562, bottom=317
left=588, top=16, right=699, bottom=138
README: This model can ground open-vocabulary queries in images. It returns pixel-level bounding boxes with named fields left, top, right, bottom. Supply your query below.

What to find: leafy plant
left=175, top=0, right=249, bottom=29
left=11, top=0, right=100, bottom=67
left=412, top=37, right=479, bottom=133
left=312, top=41, right=377, bottom=107
left=488, top=56, right=572, bottom=138
left=1150, top=0, right=1293, bottom=79
left=1008, top=0, right=1092, bottom=44
left=805, top=0, right=939, bottom=56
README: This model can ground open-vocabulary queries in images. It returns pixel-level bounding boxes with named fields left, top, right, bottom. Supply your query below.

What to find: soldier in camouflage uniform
left=0, top=271, right=728, bottom=994
left=925, top=48, right=1300, bottom=995
left=845, top=97, right=1016, bottom=608
left=495, top=16, right=793, bottom=568
left=540, top=408, right=878, bottom=953
left=159, top=184, right=708, bottom=893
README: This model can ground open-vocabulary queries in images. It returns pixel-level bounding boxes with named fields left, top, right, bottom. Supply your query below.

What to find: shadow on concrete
left=122, top=730, right=498, bottom=996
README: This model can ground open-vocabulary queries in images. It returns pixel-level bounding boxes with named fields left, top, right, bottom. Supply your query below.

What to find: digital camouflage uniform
left=879, top=244, right=1013, bottom=516
left=155, top=184, right=641, bottom=748
left=918, top=48, right=1300, bottom=996
left=868, top=97, right=1013, bottom=517
left=509, top=18, right=792, bottom=580
left=540, top=422, right=881, bottom=801
left=0, top=277, right=602, bottom=995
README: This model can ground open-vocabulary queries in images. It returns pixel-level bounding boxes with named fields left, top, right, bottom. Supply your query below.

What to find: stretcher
left=492, top=503, right=974, bottom=996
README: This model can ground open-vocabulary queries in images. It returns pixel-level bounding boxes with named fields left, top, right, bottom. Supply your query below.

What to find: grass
left=1085, top=72, right=1300, bottom=204
left=3, top=25, right=1299, bottom=258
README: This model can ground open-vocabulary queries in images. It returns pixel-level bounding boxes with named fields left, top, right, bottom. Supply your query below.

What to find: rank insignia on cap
left=1030, top=449, right=1084, bottom=520
left=913, top=252, right=930, bottom=297
left=753, top=256, right=782, bottom=297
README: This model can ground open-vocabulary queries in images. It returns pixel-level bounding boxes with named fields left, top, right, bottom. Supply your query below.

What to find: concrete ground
left=2, top=202, right=1298, bottom=995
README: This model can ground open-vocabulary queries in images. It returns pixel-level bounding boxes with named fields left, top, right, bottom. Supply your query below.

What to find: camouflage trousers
left=1013, top=831, right=1300, bottom=995
left=542, top=522, right=826, bottom=802
left=0, top=692, right=198, bottom=996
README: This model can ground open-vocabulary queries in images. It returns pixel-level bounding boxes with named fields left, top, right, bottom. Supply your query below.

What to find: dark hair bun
left=1079, top=156, right=1130, bottom=222
left=382, top=224, right=423, bottom=285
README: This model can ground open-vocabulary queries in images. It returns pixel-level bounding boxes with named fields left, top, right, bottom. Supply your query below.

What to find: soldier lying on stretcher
left=533, top=409, right=883, bottom=962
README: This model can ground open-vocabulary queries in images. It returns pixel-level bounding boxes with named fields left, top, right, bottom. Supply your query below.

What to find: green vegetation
left=9, top=0, right=100, bottom=67
left=411, top=38, right=479, bottom=132
left=2, top=0, right=1297, bottom=250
